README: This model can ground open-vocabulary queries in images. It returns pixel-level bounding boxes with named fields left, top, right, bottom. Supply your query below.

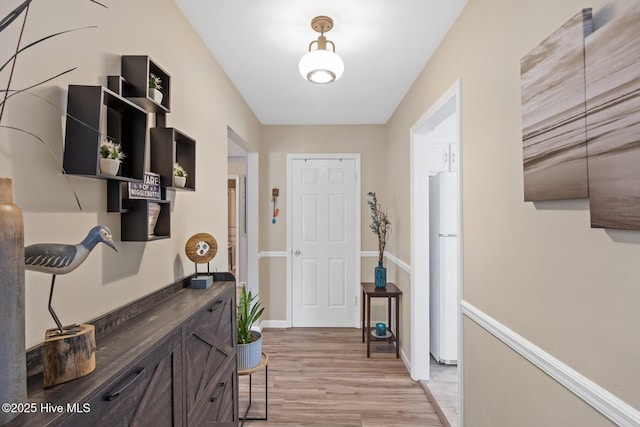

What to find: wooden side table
left=238, top=352, right=268, bottom=426
left=361, top=282, right=402, bottom=358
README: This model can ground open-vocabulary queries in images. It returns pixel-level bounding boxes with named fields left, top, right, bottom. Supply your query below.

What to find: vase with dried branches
left=367, top=191, right=391, bottom=288
left=0, top=0, right=106, bottom=412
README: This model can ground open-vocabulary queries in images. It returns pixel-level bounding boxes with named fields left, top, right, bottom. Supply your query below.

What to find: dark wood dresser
left=8, top=275, right=237, bottom=426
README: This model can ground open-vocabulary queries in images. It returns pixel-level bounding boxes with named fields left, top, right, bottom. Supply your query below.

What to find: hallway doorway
left=410, top=80, right=463, bottom=426
left=227, top=175, right=242, bottom=279
left=227, top=127, right=258, bottom=295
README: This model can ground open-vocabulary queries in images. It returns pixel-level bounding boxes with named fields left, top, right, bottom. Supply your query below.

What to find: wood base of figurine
left=43, top=324, right=96, bottom=388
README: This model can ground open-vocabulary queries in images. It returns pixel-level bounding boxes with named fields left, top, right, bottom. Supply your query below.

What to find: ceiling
left=174, top=1, right=468, bottom=125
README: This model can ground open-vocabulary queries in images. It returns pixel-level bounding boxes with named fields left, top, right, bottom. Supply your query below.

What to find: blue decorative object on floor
left=374, top=261, right=386, bottom=288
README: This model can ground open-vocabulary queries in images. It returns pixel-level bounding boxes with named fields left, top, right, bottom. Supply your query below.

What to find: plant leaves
left=0, top=26, right=97, bottom=74
left=88, top=0, right=108, bottom=8
left=0, top=67, right=77, bottom=107
left=0, top=0, right=32, bottom=33
left=0, top=0, right=106, bottom=33
left=237, top=285, right=263, bottom=344
left=0, top=125, right=82, bottom=211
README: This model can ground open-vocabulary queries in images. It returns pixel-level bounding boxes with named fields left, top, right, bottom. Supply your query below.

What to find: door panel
left=292, top=158, right=356, bottom=327
left=328, top=194, right=346, bottom=243
left=328, top=258, right=346, bottom=307
left=302, top=258, right=320, bottom=307
left=302, top=194, right=319, bottom=243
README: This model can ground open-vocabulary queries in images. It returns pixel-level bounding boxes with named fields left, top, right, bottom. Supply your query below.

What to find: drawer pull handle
left=105, top=368, right=145, bottom=401
left=208, top=300, right=223, bottom=312
left=210, top=397, right=217, bottom=402
left=218, top=382, right=225, bottom=387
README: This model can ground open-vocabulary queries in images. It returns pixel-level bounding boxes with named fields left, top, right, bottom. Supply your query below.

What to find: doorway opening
left=227, top=176, right=241, bottom=278
left=227, top=127, right=259, bottom=295
left=410, top=80, right=463, bottom=426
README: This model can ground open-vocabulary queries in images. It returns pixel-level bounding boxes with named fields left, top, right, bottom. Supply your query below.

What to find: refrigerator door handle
left=438, top=233, right=457, bottom=237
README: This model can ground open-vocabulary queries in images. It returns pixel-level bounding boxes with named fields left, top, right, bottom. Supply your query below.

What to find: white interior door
left=291, top=158, right=356, bottom=327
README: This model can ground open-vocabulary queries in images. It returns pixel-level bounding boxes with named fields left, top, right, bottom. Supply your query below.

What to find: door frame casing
left=286, top=153, right=362, bottom=328
left=227, top=128, right=259, bottom=296
left=410, top=80, right=463, bottom=406
left=227, top=175, right=241, bottom=278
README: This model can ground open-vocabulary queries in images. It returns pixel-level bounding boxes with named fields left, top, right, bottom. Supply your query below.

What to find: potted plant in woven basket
left=237, top=285, right=264, bottom=370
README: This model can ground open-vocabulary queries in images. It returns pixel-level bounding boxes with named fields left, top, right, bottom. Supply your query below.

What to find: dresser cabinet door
left=187, top=357, right=237, bottom=426
left=184, top=287, right=237, bottom=425
left=61, top=331, right=183, bottom=427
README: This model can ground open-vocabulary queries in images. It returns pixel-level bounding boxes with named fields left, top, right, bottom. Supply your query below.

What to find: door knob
left=294, top=250, right=301, bottom=255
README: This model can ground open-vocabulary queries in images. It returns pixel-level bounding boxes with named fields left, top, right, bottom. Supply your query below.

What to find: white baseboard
left=400, top=347, right=411, bottom=373
left=260, top=320, right=290, bottom=329
left=461, top=300, right=640, bottom=426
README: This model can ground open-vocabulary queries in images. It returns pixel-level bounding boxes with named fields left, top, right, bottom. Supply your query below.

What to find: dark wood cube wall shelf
left=122, top=199, right=171, bottom=241
left=151, top=128, right=196, bottom=191
left=121, top=55, right=171, bottom=113
left=62, top=55, right=196, bottom=243
left=63, top=85, right=147, bottom=181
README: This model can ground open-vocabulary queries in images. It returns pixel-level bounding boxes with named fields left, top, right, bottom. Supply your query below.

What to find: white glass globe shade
left=298, top=49, right=344, bottom=84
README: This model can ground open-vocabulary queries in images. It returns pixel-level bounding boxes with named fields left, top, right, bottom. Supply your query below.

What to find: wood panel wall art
left=585, top=3, right=640, bottom=229
left=520, top=9, right=593, bottom=202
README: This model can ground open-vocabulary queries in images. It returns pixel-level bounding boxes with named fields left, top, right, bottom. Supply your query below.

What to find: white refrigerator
left=429, top=172, right=458, bottom=365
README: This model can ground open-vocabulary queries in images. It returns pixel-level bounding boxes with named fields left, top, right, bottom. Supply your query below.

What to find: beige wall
left=0, top=0, right=260, bottom=348
left=463, top=318, right=615, bottom=426
left=258, top=125, right=387, bottom=322
left=228, top=156, right=247, bottom=176
left=5, top=0, right=640, bottom=421
left=388, top=0, right=640, bottom=423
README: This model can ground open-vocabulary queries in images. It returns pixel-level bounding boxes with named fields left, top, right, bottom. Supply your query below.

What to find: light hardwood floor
left=239, top=328, right=443, bottom=426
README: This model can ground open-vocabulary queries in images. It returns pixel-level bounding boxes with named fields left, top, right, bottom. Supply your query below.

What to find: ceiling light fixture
left=299, top=16, right=344, bottom=84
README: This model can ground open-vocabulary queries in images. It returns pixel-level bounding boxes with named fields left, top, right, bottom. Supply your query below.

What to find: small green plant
left=173, top=162, right=187, bottom=177
left=149, top=73, right=162, bottom=90
left=100, top=138, right=125, bottom=161
left=237, top=286, right=264, bottom=344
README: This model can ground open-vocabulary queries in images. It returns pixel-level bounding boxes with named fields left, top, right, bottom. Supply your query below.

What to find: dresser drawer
left=61, top=331, right=182, bottom=427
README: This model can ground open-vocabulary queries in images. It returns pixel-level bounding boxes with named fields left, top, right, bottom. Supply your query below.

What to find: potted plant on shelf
left=148, top=73, right=163, bottom=104
left=99, top=138, right=125, bottom=176
left=173, top=162, right=187, bottom=187
left=367, top=192, right=391, bottom=288
left=237, top=285, right=264, bottom=370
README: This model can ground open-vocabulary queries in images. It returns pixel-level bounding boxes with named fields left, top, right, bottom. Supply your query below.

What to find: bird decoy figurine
left=25, top=225, right=118, bottom=335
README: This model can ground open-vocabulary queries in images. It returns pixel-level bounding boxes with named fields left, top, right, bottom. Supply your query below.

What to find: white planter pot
left=99, top=158, right=120, bottom=176
left=237, top=331, right=262, bottom=371
left=149, top=88, right=163, bottom=104
left=174, top=175, right=186, bottom=188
